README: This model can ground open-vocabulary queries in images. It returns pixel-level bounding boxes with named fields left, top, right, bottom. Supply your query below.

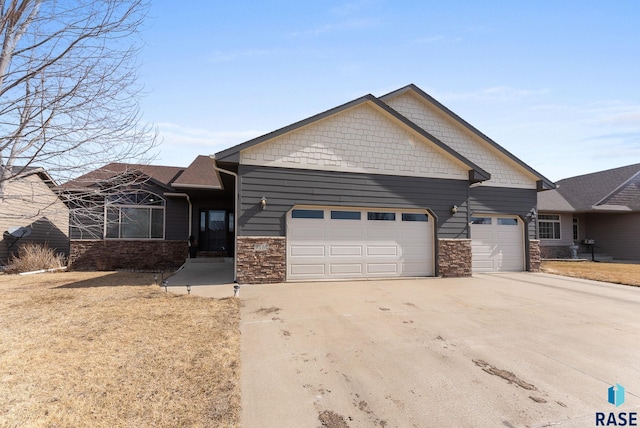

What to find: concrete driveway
left=240, top=273, right=640, bottom=427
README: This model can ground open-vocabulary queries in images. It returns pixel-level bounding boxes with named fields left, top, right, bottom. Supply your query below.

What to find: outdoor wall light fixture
left=451, top=205, right=458, bottom=214
left=260, top=196, right=267, bottom=210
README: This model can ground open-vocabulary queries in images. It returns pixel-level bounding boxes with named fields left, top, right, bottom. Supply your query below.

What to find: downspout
left=163, top=193, right=192, bottom=238
left=211, top=157, right=238, bottom=283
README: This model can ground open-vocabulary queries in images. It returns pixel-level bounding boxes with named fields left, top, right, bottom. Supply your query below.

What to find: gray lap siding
left=237, top=165, right=469, bottom=238
left=469, top=186, right=537, bottom=239
left=164, top=197, right=189, bottom=240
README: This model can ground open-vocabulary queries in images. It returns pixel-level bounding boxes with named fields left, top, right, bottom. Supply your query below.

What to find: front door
left=199, top=210, right=234, bottom=255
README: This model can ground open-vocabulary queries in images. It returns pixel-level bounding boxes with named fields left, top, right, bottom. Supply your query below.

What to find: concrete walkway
left=164, top=258, right=236, bottom=298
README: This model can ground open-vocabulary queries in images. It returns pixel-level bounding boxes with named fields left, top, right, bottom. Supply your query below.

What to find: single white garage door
left=471, top=215, right=524, bottom=272
left=287, top=207, right=434, bottom=280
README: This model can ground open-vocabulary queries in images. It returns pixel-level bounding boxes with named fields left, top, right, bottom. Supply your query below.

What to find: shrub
left=4, top=243, right=67, bottom=274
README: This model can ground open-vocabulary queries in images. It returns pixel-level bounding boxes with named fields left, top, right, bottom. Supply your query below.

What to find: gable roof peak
left=380, top=84, right=555, bottom=190
left=215, top=90, right=490, bottom=182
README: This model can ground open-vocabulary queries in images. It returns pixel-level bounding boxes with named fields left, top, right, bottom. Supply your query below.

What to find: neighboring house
left=58, top=156, right=231, bottom=270
left=215, top=84, right=554, bottom=283
left=0, top=166, right=69, bottom=264
left=61, top=84, right=556, bottom=281
left=538, top=163, right=640, bottom=261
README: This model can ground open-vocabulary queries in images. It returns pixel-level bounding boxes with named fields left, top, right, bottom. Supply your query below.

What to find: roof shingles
left=538, top=163, right=640, bottom=212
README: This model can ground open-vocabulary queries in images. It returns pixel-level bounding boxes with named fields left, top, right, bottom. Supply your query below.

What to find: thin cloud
left=290, top=18, right=377, bottom=37
left=413, top=35, right=463, bottom=44
left=604, top=112, right=640, bottom=126
left=438, top=86, right=549, bottom=102
left=330, top=0, right=380, bottom=16
left=209, top=49, right=283, bottom=63
left=413, top=35, right=446, bottom=44
left=596, top=109, right=640, bottom=127
left=157, top=122, right=263, bottom=150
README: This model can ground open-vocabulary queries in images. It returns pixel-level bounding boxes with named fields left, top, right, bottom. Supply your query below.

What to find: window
left=539, top=214, right=561, bottom=240
left=291, top=209, right=324, bottom=219
left=402, top=213, right=428, bottom=222
left=573, top=217, right=579, bottom=241
left=367, top=212, right=396, bottom=221
left=498, top=218, right=518, bottom=225
left=331, top=210, right=361, bottom=220
left=105, top=191, right=165, bottom=239
left=470, top=217, right=492, bottom=225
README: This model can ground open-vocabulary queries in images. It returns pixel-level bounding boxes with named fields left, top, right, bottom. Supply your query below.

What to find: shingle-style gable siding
left=383, top=92, right=538, bottom=189
left=240, top=103, right=469, bottom=180
left=1, top=174, right=69, bottom=262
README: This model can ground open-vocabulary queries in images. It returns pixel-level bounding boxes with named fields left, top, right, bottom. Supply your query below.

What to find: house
left=537, top=163, right=640, bottom=261
left=59, top=156, right=232, bottom=270
left=62, top=84, right=555, bottom=281
left=215, top=84, right=554, bottom=283
left=0, top=166, right=69, bottom=264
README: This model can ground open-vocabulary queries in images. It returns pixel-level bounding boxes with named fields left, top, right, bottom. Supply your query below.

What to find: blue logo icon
left=608, top=384, right=625, bottom=407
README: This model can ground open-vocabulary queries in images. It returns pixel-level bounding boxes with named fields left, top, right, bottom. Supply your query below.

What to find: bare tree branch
left=0, top=0, right=157, bottom=207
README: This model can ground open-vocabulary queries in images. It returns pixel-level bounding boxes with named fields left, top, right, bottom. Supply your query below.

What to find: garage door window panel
left=471, top=217, right=492, bottom=225
left=368, top=212, right=396, bottom=221
left=331, top=211, right=361, bottom=220
left=498, top=218, right=518, bottom=225
left=402, top=213, right=428, bottom=222
left=291, top=209, right=324, bottom=219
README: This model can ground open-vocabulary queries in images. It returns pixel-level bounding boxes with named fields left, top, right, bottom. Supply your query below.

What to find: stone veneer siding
left=438, top=239, right=472, bottom=278
left=539, top=244, right=571, bottom=260
left=69, top=240, right=188, bottom=271
left=237, top=236, right=286, bottom=284
left=529, top=239, right=541, bottom=272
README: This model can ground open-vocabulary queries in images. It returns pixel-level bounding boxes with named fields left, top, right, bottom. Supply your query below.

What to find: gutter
left=211, top=157, right=238, bottom=283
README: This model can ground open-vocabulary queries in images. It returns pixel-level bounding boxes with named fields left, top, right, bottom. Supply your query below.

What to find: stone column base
left=438, top=239, right=472, bottom=278
left=529, top=239, right=541, bottom=272
left=237, top=236, right=286, bottom=284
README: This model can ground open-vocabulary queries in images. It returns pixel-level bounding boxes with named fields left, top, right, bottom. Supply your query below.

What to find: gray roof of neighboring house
left=538, top=163, right=640, bottom=212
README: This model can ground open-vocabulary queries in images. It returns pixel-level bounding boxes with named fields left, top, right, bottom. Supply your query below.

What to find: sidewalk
left=164, top=258, right=236, bottom=298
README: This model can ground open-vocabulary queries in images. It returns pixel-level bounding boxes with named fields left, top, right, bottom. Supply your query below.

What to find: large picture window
left=539, top=214, right=561, bottom=240
left=105, top=191, right=165, bottom=239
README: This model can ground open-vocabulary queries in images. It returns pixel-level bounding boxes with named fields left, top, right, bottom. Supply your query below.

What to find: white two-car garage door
left=287, top=207, right=434, bottom=281
left=470, top=214, right=524, bottom=272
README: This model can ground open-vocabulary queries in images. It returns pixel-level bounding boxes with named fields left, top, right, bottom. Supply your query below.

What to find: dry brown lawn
left=541, top=261, right=640, bottom=287
left=0, top=271, right=240, bottom=427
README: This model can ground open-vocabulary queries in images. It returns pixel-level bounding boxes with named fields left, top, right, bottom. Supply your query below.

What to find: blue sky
left=138, top=1, right=640, bottom=182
